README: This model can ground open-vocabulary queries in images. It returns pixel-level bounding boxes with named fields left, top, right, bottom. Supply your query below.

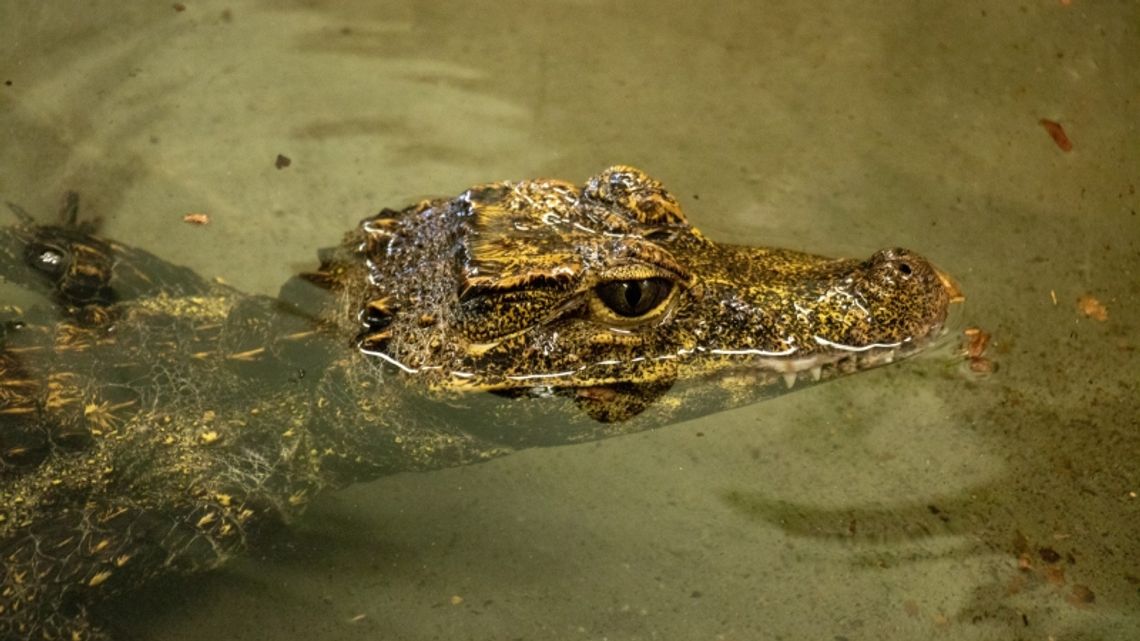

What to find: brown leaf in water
left=963, top=327, right=990, bottom=358
left=1076, top=295, right=1108, bottom=321
left=182, top=213, right=210, bottom=226
left=1039, top=118, right=1073, bottom=152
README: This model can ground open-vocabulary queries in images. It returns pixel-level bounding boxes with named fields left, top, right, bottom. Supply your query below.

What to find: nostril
left=897, top=261, right=913, bottom=276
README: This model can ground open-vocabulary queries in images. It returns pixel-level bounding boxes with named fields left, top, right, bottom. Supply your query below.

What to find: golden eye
left=595, top=278, right=673, bottom=318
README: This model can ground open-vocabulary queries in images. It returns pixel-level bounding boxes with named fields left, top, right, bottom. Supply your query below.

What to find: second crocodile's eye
left=25, top=242, right=68, bottom=277
left=595, top=278, right=673, bottom=318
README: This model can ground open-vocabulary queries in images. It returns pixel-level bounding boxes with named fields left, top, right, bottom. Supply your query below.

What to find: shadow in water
left=722, top=375, right=1140, bottom=637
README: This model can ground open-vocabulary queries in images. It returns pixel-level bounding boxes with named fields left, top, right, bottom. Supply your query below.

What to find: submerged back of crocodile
left=0, top=218, right=341, bottom=638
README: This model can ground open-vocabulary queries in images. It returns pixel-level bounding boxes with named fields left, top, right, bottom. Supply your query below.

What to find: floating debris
left=962, top=327, right=995, bottom=375
left=1076, top=294, right=1108, bottom=321
left=1039, top=118, right=1073, bottom=152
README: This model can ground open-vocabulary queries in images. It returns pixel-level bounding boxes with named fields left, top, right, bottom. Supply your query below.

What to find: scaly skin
left=0, top=167, right=956, bottom=640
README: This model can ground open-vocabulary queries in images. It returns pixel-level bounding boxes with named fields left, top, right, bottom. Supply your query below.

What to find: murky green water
left=2, top=1, right=1137, bottom=639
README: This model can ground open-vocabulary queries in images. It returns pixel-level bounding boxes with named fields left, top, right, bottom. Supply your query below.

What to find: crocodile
left=0, top=166, right=957, bottom=640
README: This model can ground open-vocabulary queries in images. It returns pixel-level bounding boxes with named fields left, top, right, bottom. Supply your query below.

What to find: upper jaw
left=681, top=252, right=959, bottom=389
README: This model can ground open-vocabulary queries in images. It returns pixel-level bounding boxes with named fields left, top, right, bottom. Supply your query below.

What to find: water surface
left=2, top=1, right=1137, bottom=639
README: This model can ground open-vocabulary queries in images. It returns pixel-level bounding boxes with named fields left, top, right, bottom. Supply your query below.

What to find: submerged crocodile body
left=0, top=167, right=956, bottom=640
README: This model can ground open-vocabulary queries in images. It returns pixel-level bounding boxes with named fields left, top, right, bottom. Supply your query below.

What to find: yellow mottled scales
left=0, top=167, right=958, bottom=640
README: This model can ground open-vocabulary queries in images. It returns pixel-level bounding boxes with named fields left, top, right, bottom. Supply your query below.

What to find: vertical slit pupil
left=624, top=282, right=642, bottom=308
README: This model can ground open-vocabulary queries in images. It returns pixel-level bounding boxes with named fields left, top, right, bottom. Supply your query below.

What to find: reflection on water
left=2, top=0, right=1137, bottom=639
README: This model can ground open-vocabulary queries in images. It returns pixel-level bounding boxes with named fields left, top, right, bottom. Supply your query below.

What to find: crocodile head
left=308, top=166, right=958, bottom=453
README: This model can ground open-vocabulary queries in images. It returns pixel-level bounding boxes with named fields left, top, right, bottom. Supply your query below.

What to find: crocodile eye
left=26, top=242, right=68, bottom=277
left=596, top=278, right=673, bottom=318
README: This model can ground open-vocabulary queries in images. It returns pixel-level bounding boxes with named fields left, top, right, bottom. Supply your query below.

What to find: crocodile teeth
left=810, top=366, right=822, bottom=382
left=782, top=372, right=797, bottom=389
